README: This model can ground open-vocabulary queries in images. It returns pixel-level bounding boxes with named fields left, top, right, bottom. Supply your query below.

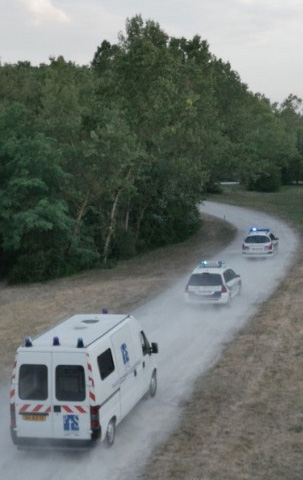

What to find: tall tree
left=0, top=102, right=74, bottom=281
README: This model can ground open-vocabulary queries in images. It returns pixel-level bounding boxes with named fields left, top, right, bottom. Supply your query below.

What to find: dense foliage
left=1, top=16, right=303, bottom=282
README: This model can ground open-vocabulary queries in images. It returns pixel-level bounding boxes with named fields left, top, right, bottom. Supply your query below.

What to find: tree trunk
left=67, top=189, right=90, bottom=254
left=102, top=169, right=133, bottom=263
left=135, top=200, right=149, bottom=243
left=125, top=206, right=130, bottom=231
left=102, top=187, right=122, bottom=263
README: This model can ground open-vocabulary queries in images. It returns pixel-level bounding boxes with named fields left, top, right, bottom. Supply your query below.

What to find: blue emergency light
left=77, top=337, right=84, bottom=348
left=199, top=260, right=225, bottom=268
left=24, top=336, right=33, bottom=347
left=249, top=227, right=269, bottom=233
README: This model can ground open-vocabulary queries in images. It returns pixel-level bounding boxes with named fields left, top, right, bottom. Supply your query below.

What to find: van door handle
left=134, top=369, right=137, bottom=377
left=54, top=405, right=61, bottom=413
left=142, top=361, right=145, bottom=368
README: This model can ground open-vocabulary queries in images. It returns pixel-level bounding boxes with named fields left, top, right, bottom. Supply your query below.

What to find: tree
left=278, top=94, right=303, bottom=183
left=0, top=103, right=76, bottom=281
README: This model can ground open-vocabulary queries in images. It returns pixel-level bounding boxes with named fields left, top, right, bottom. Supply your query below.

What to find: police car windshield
left=245, top=235, right=269, bottom=244
left=189, top=273, right=223, bottom=286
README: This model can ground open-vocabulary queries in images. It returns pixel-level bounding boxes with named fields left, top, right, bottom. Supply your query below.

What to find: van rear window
left=19, top=364, right=48, bottom=400
left=56, top=365, right=85, bottom=401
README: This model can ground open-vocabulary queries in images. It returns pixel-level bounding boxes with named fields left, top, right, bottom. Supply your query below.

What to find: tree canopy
left=0, top=16, right=302, bottom=282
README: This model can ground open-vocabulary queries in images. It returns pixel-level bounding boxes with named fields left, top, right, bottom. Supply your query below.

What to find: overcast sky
left=0, top=0, right=302, bottom=104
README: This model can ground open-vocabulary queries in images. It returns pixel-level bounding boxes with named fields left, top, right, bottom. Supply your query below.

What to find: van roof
left=20, top=314, right=130, bottom=350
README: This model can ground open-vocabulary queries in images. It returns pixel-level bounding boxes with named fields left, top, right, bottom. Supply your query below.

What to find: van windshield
left=188, top=273, right=223, bottom=286
left=56, top=365, right=86, bottom=401
left=19, top=364, right=48, bottom=400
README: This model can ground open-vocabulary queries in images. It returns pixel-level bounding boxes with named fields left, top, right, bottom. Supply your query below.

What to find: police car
left=242, top=227, right=279, bottom=258
left=185, top=260, right=242, bottom=306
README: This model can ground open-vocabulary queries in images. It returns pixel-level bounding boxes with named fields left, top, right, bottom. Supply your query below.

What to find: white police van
left=10, top=313, right=158, bottom=449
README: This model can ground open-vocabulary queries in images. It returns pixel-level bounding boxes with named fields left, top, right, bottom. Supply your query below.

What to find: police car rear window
left=19, top=364, right=48, bottom=400
left=245, top=235, right=269, bottom=244
left=56, top=365, right=85, bottom=401
left=189, top=273, right=223, bottom=286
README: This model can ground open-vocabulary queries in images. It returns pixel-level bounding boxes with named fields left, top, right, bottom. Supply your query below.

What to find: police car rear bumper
left=185, top=293, right=228, bottom=304
left=242, top=251, right=273, bottom=256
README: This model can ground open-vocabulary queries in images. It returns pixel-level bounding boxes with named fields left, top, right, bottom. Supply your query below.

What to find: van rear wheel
left=106, top=418, right=116, bottom=447
left=149, top=370, right=157, bottom=398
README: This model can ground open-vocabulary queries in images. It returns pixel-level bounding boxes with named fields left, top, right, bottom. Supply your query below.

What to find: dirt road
left=141, top=205, right=303, bottom=480
left=0, top=202, right=300, bottom=480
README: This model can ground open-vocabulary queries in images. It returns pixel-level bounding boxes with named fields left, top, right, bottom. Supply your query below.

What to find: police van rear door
left=15, top=352, right=53, bottom=440
left=51, top=352, right=91, bottom=441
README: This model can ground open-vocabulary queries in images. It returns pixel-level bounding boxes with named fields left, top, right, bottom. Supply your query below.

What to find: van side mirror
left=150, top=342, right=159, bottom=354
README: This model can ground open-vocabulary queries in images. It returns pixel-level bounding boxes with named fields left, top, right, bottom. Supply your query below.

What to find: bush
left=205, top=182, right=223, bottom=194
left=249, top=165, right=281, bottom=192
left=110, top=229, right=137, bottom=260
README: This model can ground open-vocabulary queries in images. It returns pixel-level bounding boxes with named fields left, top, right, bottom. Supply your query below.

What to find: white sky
left=0, top=0, right=302, bottom=104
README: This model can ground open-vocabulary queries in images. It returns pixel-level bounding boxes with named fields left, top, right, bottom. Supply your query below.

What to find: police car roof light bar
left=249, top=227, right=270, bottom=233
left=199, top=260, right=225, bottom=268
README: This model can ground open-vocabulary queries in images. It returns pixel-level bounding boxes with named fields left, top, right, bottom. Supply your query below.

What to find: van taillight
left=90, top=406, right=100, bottom=428
left=268, top=242, right=273, bottom=251
left=10, top=403, right=16, bottom=428
left=90, top=405, right=101, bottom=440
left=221, top=284, right=228, bottom=293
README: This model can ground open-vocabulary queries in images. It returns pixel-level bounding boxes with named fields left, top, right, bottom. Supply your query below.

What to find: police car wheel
left=106, top=418, right=116, bottom=447
left=149, top=371, right=157, bottom=398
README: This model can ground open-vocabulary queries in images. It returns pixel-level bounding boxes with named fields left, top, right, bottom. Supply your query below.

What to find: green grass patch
left=209, top=185, right=303, bottom=234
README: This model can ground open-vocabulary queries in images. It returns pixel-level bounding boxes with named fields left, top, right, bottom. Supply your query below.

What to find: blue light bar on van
left=53, top=336, right=60, bottom=346
left=24, top=336, right=33, bottom=347
left=77, top=337, right=84, bottom=348
left=199, top=260, right=225, bottom=268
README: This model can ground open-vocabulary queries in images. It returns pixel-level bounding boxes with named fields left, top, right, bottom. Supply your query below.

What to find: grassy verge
left=209, top=184, right=303, bottom=233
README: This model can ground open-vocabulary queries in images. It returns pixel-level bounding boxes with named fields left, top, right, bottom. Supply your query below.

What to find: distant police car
left=242, top=227, right=279, bottom=258
left=185, top=260, right=242, bottom=306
